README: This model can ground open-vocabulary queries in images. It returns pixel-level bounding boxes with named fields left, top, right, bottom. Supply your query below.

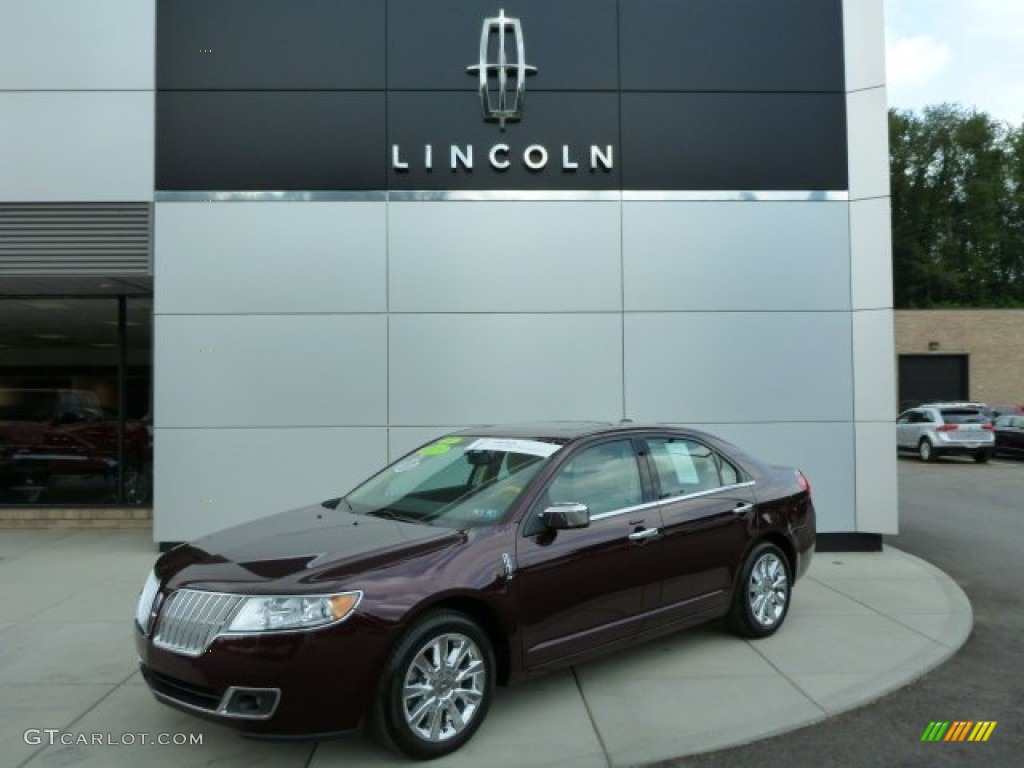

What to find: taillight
left=796, top=470, right=811, bottom=494
left=982, top=424, right=994, bottom=431
left=936, top=424, right=958, bottom=432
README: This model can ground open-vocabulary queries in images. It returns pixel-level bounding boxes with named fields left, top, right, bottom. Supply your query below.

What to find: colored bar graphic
left=945, top=721, right=972, bottom=741
left=921, top=722, right=949, bottom=741
left=922, top=721, right=996, bottom=742
left=969, top=722, right=997, bottom=742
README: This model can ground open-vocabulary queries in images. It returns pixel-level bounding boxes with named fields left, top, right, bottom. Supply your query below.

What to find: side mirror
left=541, top=502, right=590, bottom=530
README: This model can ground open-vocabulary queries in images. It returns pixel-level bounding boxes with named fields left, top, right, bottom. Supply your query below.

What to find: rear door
left=642, top=436, right=754, bottom=627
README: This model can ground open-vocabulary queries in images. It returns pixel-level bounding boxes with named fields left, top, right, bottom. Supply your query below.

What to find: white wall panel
left=155, top=314, right=387, bottom=427
left=625, top=313, right=853, bottom=423
left=688, top=421, right=856, bottom=533
left=850, top=197, right=894, bottom=310
left=0, top=93, right=154, bottom=201
left=390, top=314, right=623, bottom=425
left=154, top=427, right=387, bottom=542
left=155, top=202, right=386, bottom=314
left=853, top=309, right=896, bottom=422
left=854, top=421, right=899, bottom=535
left=843, top=0, right=886, bottom=93
left=0, top=0, right=154, bottom=90
left=389, top=202, right=622, bottom=312
left=624, top=202, right=851, bottom=311
left=847, top=87, right=891, bottom=202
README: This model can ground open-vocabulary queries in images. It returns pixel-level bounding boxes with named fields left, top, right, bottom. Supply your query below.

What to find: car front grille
left=153, top=590, right=243, bottom=657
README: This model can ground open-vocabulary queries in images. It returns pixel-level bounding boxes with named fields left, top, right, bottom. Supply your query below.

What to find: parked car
left=0, top=388, right=150, bottom=503
left=896, top=403, right=995, bottom=462
left=989, top=404, right=1024, bottom=421
left=993, top=414, right=1024, bottom=458
left=135, top=422, right=815, bottom=759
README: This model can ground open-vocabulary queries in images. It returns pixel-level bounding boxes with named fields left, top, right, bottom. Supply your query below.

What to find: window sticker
left=665, top=442, right=699, bottom=484
left=392, top=455, right=422, bottom=473
left=418, top=443, right=453, bottom=456
left=464, top=438, right=560, bottom=458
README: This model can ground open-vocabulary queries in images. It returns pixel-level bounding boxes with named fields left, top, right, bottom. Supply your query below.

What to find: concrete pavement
left=0, top=530, right=971, bottom=768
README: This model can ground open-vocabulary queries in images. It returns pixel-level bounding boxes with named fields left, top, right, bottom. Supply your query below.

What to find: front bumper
left=135, top=614, right=392, bottom=736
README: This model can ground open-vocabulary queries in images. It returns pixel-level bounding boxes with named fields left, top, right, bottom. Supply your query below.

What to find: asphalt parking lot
left=671, top=456, right=1024, bottom=767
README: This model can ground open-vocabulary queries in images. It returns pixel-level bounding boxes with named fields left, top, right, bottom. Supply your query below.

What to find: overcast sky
left=885, top=0, right=1024, bottom=124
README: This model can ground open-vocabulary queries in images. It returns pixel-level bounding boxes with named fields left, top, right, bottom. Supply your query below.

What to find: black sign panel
left=388, top=92, right=619, bottom=190
left=156, top=0, right=850, bottom=192
left=157, top=92, right=385, bottom=190
left=158, top=0, right=385, bottom=90
left=619, top=0, right=845, bottom=92
left=622, top=93, right=848, bottom=190
left=388, top=0, right=619, bottom=91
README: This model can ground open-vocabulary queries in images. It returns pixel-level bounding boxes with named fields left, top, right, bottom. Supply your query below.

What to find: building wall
left=0, top=0, right=898, bottom=542
left=896, top=310, right=1024, bottom=405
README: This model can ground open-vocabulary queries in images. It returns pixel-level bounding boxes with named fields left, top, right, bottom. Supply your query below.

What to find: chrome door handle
left=628, top=527, right=660, bottom=543
left=733, top=502, right=754, bottom=515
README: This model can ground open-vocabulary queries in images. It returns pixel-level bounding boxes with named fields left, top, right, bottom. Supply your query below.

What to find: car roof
left=451, top=421, right=734, bottom=445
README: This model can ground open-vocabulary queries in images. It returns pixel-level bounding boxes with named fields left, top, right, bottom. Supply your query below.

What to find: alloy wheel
left=747, top=552, right=789, bottom=628
left=401, top=632, right=486, bottom=743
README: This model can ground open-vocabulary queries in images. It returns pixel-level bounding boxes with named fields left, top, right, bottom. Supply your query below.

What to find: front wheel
left=728, top=542, right=792, bottom=638
left=372, top=612, right=494, bottom=760
left=918, top=439, right=937, bottom=462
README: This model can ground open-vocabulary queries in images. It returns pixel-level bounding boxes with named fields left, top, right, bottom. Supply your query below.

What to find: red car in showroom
left=135, top=422, right=815, bottom=759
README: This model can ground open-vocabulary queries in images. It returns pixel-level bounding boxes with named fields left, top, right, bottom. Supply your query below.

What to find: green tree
left=889, top=105, right=1024, bottom=307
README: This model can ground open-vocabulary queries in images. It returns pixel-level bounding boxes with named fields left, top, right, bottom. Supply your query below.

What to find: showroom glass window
left=0, top=297, right=152, bottom=505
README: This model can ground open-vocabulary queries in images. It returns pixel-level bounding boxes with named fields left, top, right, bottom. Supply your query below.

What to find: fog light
left=219, top=687, right=280, bottom=719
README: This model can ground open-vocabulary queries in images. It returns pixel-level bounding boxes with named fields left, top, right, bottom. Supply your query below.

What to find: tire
left=918, top=439, right=937, bottom=462
left=371, top=611, right=494, bottom=760
left=974, top=450, right=991, bottom=464
left=728, top=542, right=792, bottom=639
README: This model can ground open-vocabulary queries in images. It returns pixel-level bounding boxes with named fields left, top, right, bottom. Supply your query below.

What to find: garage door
left=898, top=355, right=968, bottom=411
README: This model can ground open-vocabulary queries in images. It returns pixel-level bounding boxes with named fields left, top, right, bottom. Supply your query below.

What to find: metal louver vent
left=0, top=203, right=152, bottom=275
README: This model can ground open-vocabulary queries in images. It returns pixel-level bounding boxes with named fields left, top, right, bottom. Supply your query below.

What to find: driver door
left=514, top=439, right=662, bottom=669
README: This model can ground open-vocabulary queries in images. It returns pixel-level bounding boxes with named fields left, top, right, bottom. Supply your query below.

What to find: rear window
left=940, top=409, right=985, bottom=424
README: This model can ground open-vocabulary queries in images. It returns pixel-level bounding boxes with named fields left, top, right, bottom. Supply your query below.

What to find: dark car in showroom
left=993, top=414, right=1024, bottom=458
left=135, top=422, right=815, bottom=759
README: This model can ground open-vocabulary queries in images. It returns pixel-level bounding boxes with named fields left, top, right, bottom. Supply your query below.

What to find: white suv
left=896, top=403, right=995, bottom=463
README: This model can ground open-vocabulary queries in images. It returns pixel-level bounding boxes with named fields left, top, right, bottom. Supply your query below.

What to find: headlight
left=226, top=591, right=362, bottom=633
left=135, top=570, right=160, bottom=632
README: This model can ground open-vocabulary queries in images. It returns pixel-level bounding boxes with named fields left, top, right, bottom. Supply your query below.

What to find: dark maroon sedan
left=135, top=422, right=815, bottom=759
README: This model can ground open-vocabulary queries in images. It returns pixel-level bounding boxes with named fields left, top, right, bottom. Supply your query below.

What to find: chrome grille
left=153, top=590, right=243, bottom=657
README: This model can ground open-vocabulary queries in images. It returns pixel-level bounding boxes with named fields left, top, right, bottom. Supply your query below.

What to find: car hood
left=158, top=502, right=465, bottom=592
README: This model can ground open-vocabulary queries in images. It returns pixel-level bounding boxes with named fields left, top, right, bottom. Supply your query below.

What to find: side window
left=716, top=454, right=741, bottom=487
left=648, top=438, right=727, bottom=498
left=543, top=440, right=642, bottom=517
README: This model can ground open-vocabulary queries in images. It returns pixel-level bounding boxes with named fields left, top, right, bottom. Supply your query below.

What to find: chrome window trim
left=588, top=481, right=756, bottom=522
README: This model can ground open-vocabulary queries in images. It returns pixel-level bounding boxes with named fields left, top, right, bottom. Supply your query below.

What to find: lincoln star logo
left=467, top=9, right=537, bottom=129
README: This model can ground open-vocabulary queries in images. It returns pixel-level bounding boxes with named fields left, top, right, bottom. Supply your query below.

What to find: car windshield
left=345, top=436, right=562, bottom=528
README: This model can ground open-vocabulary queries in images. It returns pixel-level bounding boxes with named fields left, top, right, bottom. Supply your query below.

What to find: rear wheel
left=372, top=612, right=494, bottom=760
left=974, top=450, right=991, bottom=464
left=728, top=542, right=792, bottom=638
left=918, top=439, right=937, bottom=462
